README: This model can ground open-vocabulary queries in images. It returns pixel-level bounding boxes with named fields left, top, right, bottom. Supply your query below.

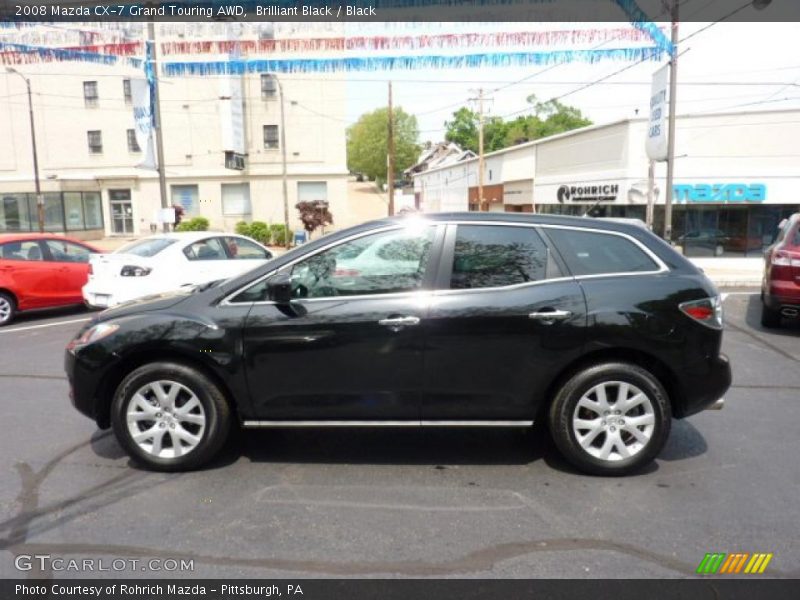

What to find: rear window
left=546, top=228, right=660, bottom=276
left=451, top=225, right=548, bottom=289
left=117, top=238, right=177, bottom=257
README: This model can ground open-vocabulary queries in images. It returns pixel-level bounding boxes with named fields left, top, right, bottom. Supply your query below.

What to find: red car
left=761, top=213, right=800, bottom=328
left=0, top=233, right=99, bottom=326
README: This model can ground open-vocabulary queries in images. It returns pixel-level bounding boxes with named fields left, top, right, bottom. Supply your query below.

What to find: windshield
left=116, top=238, right=178, bottom=257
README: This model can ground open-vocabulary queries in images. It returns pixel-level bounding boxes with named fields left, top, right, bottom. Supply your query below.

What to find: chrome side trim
left=242, top=420, right=534, bottom=428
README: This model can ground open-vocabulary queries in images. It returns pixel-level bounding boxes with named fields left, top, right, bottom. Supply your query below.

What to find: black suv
left=65, top=213, right=730, bottom=475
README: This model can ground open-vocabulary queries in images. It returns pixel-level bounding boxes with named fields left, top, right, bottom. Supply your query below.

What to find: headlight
left=67, top=322, right=120, bottom=350
left=121, top=265, right=151, bottom=277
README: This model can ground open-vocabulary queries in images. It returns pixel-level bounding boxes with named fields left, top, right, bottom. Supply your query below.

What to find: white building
left=414, top=109, right=800, bottom=257
left=0, top=23, right=350, bottom=240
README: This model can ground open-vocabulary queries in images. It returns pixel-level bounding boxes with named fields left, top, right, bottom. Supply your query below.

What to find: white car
left=83, top=232, right=272, bottom=308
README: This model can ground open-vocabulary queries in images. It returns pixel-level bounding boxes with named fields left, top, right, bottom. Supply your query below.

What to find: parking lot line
left=0, top=317, right=90, bottom=334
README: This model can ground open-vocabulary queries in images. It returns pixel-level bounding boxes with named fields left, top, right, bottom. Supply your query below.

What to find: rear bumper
left=679, top=354, right=732, bottom=418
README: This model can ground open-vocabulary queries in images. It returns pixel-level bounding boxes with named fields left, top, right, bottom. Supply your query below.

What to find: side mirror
left=267, top=272, right=293, bottom=304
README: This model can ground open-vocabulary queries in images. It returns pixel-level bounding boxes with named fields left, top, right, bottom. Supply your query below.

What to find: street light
left=6, top=67, right=44, bottom=233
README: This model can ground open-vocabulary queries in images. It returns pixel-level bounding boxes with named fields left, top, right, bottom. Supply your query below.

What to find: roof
left=379, top=211, right=651, bottom=236
left=0, top=232, right=95, bottom=244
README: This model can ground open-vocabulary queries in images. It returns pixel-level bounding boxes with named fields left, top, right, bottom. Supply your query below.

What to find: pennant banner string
left=162, top=47, right=664, bottom=76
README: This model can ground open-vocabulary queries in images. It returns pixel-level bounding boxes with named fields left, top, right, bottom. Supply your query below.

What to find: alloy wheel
left=126, top=380, right=206, bottom=459
left=0, top=296, right=12, bottom=324
left=572, top=381, right=656, bottom=462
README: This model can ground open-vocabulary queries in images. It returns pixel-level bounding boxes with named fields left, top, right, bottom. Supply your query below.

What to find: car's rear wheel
left=760, top=302, right=782, bottom=328
left=548, top=362, right=671, bottom=476
left=0, top=292, right=16, bottom=326
left=111, top=362, right=231, bottom=471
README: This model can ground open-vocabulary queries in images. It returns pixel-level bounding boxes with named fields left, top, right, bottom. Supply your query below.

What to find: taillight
left=88, top=263, right=93, bottom=275
left=120, top=265, right=152, bottom=277
left=679, top=296, right=723, bottom=329
left=771, top=250, right=792, bottom=266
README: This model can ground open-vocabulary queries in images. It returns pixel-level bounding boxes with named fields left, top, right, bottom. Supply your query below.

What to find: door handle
left=529, top=309, right=572, bottom=324
left=378, top=316, right=421, bottom=330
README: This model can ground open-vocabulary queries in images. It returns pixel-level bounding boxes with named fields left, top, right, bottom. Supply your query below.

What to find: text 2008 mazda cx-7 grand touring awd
left=65, top=214, right=730, bottom=476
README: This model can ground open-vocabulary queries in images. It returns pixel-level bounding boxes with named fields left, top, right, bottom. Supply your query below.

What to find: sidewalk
left=688, top=257, right=763, bottom=288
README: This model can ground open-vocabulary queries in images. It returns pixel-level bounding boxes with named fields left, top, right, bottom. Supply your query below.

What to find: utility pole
left=477, top=88, right=485, bottom=211
left=6, top=68, right=43, bottom=233
left=147, top=21, right=169, bottom=232
left=646, top=159, right=655, bottom=230
left=278, top=77, right=290, bottom=248
left=663, top=0, right=679, bottom=242
left=387, top=81, right=395, bottom=216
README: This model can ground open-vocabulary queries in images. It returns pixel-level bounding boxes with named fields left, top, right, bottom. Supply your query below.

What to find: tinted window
left=547, top=228, right=659, bottom=276
left=44, top=240, right=93, bottom=263
left=450, top=225, right=547, bottom=289
left=224, top=237, right=270, bottom=260
left=118, top=237, right=177, bottom=257
left=230, top=279, right=268, bottom=303
left=0, top=240, right=43, bottom=261
left=184, top=238, right=228, bottom=261
left=290, top=226, right=435, bottom=298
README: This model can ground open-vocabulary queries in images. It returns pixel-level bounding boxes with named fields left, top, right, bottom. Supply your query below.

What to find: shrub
left=247, top=221, right=270, bottom=245
left=176, top=217, right=209, bottom=232
left=234, top=221, right=250, bottom=236
left=270, top=223, right=287, bottom=246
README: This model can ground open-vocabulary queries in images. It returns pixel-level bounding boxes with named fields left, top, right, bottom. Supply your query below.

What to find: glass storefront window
left=64, top=192, right=85, bottom=231
left=0, top=193, right=32, bottom=232
left=83, top=192, right=103, bottom=229
left=42, top=193, right=64, bottom=232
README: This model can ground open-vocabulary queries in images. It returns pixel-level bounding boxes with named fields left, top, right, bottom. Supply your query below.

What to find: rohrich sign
left=674, top=183, right=767, bottom=203
left=557, top=183, right=620, bottom=203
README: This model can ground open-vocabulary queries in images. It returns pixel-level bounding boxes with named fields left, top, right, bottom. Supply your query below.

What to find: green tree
left=444, top=96, right=591, bottom=153
left=347, top=107, right=420, bottom=185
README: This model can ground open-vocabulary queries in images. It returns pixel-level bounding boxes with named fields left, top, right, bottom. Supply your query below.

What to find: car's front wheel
left=0, top=292, right=16, bottom=326
left=548, top=362, right=671, bottom=476
left=111, top=362, right=231, bottom=471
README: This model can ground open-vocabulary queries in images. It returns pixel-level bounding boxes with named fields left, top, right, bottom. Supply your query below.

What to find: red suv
left=761, top=213, right=800, bottom=328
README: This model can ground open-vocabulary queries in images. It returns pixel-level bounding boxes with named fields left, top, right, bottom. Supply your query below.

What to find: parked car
left=761, top=213, right=800, bottom=328
left=0, top=233, right=98, bottom=326
left=65, top=213, right=730, bottom=475
left=82, top=232, right=273, bottom=309
left=678, top=228, right=730, bottom=257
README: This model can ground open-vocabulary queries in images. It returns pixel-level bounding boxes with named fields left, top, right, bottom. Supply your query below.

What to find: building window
left=261, top=74, right=277, bottom=99
left=123, top=79, right=132, bottom=104
left=263, top=125, right=279, bottom=149
left=171, top=184, right=199, bottom=216
left=87, top=130, right=103, bottom=154
left=127, top=129, right=140, bottom=153
left=221, top=183, right=251, bottom=216
left=83, top=81, right=98, bottom=107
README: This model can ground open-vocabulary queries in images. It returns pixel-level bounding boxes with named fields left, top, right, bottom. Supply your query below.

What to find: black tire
left=0, top=291, right=16, bottom=326
left=111, top=362, right=231, bottom=472
left=760, top=302, right=782, bottom=328
left=548, top=362, right=672, bottom=476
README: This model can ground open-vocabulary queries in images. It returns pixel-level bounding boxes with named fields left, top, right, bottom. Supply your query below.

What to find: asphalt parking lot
left=0, top=292, right=798, bottom=579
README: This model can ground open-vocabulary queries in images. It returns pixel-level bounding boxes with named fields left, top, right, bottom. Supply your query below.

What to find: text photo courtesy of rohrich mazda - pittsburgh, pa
left=1, top=1, right=799, bottom=598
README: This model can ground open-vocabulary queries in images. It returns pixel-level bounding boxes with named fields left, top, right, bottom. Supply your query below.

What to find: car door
left=181, top=237, right=233, bottom=283
left=0, top=240, right=54, bottom=309
left=237, top=223, right=442, bottom=421
left=42, top=239, right=95, bottom=304
left=421, top=223, right=587, bottom=422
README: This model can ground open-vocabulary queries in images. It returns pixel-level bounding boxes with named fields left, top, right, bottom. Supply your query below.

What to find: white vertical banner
left=131, top=78, right=157, bottom=170
left=220, top=75, right=245, bottom=155
left=646, top=65, right=669, bottom=162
